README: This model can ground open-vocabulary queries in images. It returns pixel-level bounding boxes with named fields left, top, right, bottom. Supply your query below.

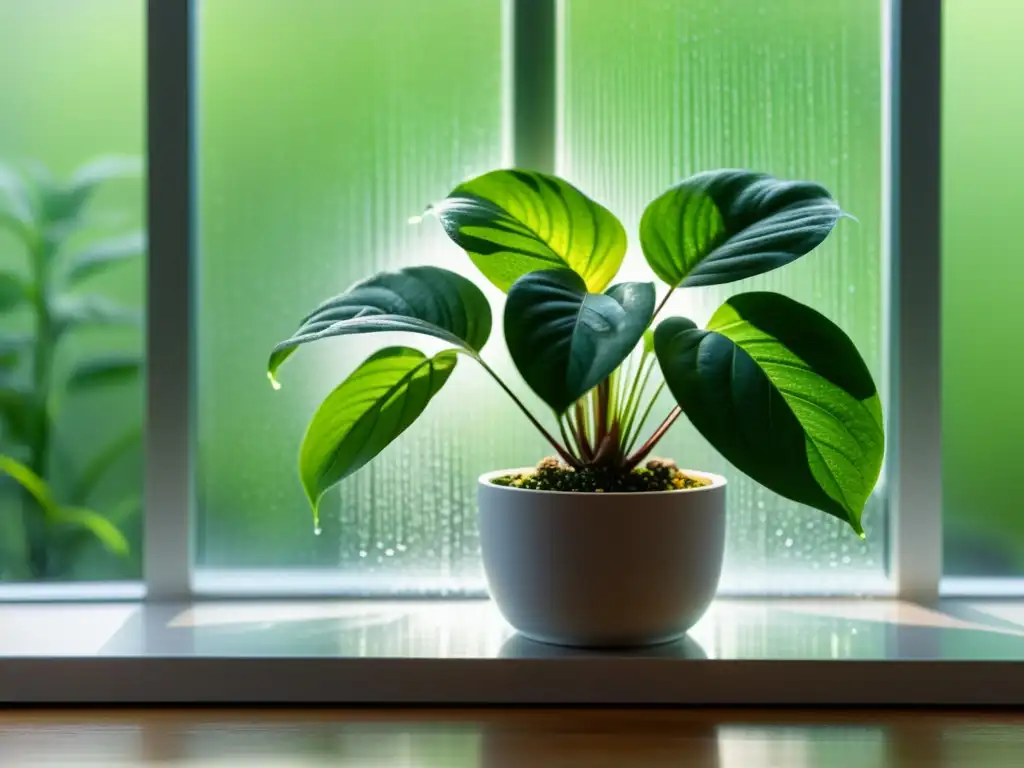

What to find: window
left=191, top=0, right=887, bottom=594
left=562, top=0, right=885, bottom=592
left=0, top=0, right=145, bottom=584
left=0, top=0, right=969, bottom=603
left=942, top=0, right=1024, bottom=583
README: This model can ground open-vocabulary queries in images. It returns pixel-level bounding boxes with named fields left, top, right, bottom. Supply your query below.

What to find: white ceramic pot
left=478, top=467, right=727, bottom=648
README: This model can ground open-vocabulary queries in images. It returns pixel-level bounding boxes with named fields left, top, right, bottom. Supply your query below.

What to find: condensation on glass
left=942, top=0, right=1024, bottom=578
left=561, top=0, right=886, bottom=591
left=0, top=1, right=146, bottom=582
left=197, top=0, right=887, bottom=592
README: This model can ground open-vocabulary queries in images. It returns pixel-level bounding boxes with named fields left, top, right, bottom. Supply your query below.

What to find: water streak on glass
left=560, top=0, right=885, bottom=590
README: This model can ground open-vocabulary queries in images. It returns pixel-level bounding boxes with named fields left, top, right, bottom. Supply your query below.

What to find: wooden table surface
left=1, top=709, right=1023, bottom=766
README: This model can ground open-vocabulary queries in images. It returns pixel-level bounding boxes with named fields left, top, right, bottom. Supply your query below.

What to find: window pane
left=942, top=0, right=1024, bottom=579
left=196, top=0, right=507, bottom=583
left=0, top=1, right=145, bottom=582
left=561, top=0, right=887, bottom=591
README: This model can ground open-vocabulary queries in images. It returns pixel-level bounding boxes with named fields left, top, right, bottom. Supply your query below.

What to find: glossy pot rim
left=478, top=466, right=727, bottom=497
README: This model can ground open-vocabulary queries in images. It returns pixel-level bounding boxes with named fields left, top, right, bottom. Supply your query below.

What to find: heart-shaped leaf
left=268, top=266, right=490, bottom=386
left=655, top=292, right=883, bottom=535
left=505, top=269, right=655, bottom=413
left=433, top=169, right=627, bottom=294
left=299, top=346, right=457, bottom=525
left=640, top=170, right=844, bottom=288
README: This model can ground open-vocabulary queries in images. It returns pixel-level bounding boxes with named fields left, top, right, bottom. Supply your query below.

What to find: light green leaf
left=640, top=170, right=844, bottom=288
left=642, top=328, right=656, bottom=356
left=268, top=266, right=490, bottom=386
left=655, top=292, right=884, bottom=535
left=504, top=269, right=655, bottom=413
left=51, top=506, right=130, bottom=556
left=0, top=166, right=35, bottom=245
left=65, top=231, right=146, bottom=286
left=299, top=346, right=457, bottom=525
left=0, top=454, right=57, bottom=512
left=433, top=169, right=626, bottom=293
left=53, top=295, right=141, bottom=333
left=0, top=272, right=27, bottom=312
left=67, top=354, right=142, bottom=391
left=0, top=454, right=129, bottom=555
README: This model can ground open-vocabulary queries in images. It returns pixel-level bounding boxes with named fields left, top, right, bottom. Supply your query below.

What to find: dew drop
left=313, top=526, right=322, bottom=537
left=784, top=538, right=793, bottom=548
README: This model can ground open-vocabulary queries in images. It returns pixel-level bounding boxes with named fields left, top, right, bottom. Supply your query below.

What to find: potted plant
left=268, top=168, right=884, bottom=648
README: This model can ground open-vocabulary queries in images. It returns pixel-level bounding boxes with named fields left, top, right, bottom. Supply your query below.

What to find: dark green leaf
left=0, top=334, right=29, bottom=369
left=299, top=346, right=457, bottom=524
left=67, top=354, right=142, bottom=391
left=65, top=231, right=146, bottom=286
left=504, top=269, right=655, bottom=413
left=53, top=295, right=141, bottom=333
left=655, top=292, right=884, bottom=535
left=0, top=272, right=26, bottom=312
left=268, top=266, right=490, bottom=386
left=640, top=170, right=844, bottom=288
left=0, top=384, right=42, bottom=447
left=433, top=169, right=626, bottom=293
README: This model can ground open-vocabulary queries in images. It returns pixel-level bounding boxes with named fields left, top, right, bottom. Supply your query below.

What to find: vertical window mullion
left=511, top=0, right=557, bottom=173
left=145, top=0, right=195, bottom=600
left=887, top=0, right=943, bottom=600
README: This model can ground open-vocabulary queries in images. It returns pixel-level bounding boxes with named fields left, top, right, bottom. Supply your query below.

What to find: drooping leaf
left=432, top=169, right=627, bottom=294
left=298, top=346, right=457, bottom=525
left=51, top=506, right=130, bottom=555
left=0, top=454, right=57, bottom=512
left=66, top=354, right=142, bottom=392
left=48, top=156, right=142, bottom=225
left=53, top=295, right=141, bottom=333
left=640, top=170, right=844, bottom=288
left=268, top=266, right=490, bottom=386
left=504, top=269, right=655, bottom=413
left=0, top=454, right=129, bottom=555
left=65, top=231, right=146, bottom=286
left=655, top=292, right=884, bottom=535
left=0, top=272, right=27, bottom=312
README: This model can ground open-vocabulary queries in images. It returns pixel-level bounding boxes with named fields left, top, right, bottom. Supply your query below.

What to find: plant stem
left=624, top=380, right=666, bottom=454
left=24, top=239, right=54, bottom=579
left=573, top=400, right=594, bottom=460
left=651, top=287, right=676, bottom=322
left=620, top=358, right=656, bottom=447
left=557, top=411, right=583, bottom=462
left=595, top=379, right=610, bottom=444
left=465, top=353, right=579, bottom=467
left=625, top=405, right=682, bottom=470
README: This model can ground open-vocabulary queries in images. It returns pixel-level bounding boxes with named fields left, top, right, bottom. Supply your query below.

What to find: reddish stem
left=624, top=406, right=682, bottom=470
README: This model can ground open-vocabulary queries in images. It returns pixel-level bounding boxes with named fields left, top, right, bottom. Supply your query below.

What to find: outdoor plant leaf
left=268, top=265, right=490, bottom=386
left=0, top=272, right=26, bottom=312
left=53, top=294, right=142, bottom=332
left=299, top=346, right=457, bottom=525
left=505, top=269, right=656, bottom=413
left=51, top=506, right=129, bottom=555
left=65, top=231, right=145, bottom=286
left=433, top=169, right=627, bottom=293
left=640, top=169, right=844, bottom=288
left=66, top=354, right=142, bottom=391
left=654, top=292, right=884, bottom=534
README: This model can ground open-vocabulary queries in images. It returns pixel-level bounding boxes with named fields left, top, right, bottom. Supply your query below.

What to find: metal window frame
left=135, top=0, right=946, bottom=602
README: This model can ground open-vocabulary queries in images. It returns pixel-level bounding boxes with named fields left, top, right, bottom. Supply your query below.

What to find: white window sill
left=2, top=598, right=1024, bottom=704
